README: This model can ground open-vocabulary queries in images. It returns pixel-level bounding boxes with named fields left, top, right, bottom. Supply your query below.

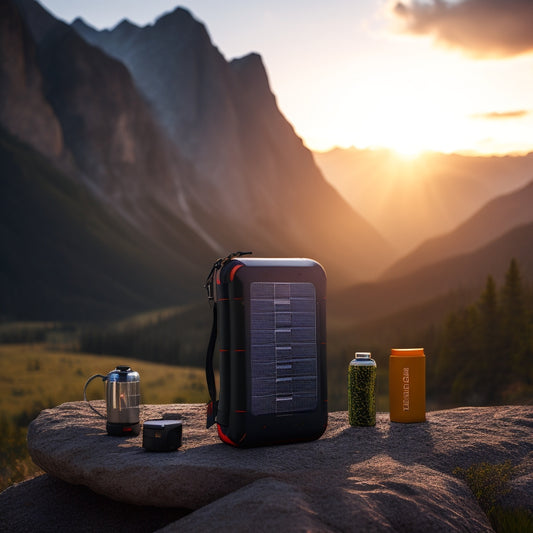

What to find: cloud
left=392, top=0, right=533, bottom=58
left=470, top=110, right=530, bottom=120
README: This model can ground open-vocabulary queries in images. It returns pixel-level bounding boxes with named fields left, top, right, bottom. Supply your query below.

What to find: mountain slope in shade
left=329, top=221, right=533, bottom=326
left=314, top=147, right=533, bottom=251
left=0, top=129, right=204, bottom=321
left=383, top=179, right=533, bottom=280
left=71, top=11, right=395, bottom=285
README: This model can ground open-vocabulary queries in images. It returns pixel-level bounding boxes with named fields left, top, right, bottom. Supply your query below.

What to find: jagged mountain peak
left=74, top=6, right=204, bottom=43
left=112, top=18, right=139, bottom=31
left=148, top=6, right=212, bottom=45
left=71, top=16, right=140, bottom=44
left=71, top=16, right=93, bottom=29
left=230, top=52, right=269, bottom=80
left=230, top=52, right=276, bottom=106
left=154, top=6, right=199, bottom=28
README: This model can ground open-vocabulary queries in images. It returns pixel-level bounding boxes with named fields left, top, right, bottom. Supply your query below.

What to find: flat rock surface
left=20, top=403, right=533, bottom=531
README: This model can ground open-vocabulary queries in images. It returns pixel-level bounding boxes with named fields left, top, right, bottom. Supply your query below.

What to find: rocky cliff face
left=14, top=0, right=213, bottom=247
left=72, top=8, right=395, bottom=284
left=0, top=0, right=63, bottom=159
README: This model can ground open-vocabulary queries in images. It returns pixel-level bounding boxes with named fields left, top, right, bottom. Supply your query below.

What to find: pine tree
left=500, top=258, right=530, bottom=382
left=439, top=305, right=479, bottom=405
left=477, top=275, right=501, bottom=403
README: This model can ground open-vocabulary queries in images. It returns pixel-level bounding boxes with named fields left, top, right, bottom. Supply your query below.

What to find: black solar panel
left=250, top=281, right=318, bottom=415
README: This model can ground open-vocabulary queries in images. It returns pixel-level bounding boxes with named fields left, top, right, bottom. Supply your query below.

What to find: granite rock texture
left=0, top=474, right=189, bottom=533
left=10, top=403, right=533, bottom=531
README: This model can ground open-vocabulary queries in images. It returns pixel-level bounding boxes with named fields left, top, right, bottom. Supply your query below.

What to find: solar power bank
left=205, top=256, right=327, bottom=447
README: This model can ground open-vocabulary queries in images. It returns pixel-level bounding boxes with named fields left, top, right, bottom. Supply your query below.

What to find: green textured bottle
left=348, top=352, right=377, bottom=427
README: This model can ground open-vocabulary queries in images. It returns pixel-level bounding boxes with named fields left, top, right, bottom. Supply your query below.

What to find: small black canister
left=143, top=420, right=183, bottom=452
left=348, top=352, right=377, bottom=427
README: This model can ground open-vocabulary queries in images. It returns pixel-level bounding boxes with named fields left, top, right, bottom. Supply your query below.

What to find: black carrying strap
left=205, top=303, right=218, bottom=428
left=204, top=251, right=251, bottom=429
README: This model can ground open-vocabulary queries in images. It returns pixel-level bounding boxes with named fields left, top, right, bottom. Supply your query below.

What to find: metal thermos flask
left=83, top=365, right=141, bottom=436
left=348, top=352, right=377, bottom=426
left=389, top=348, right=426, bottom=423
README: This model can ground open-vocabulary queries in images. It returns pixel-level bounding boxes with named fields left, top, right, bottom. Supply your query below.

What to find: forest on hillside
left=427, top=258, right=533, bottom=407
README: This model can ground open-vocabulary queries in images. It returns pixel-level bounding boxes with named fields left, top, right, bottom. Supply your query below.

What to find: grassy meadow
left=0, top=343, right=210, bottom=491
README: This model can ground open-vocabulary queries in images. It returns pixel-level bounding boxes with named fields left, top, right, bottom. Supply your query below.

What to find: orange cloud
left=470, top=110, right=530, bottom=120
left=392, top=0, right=533, bottom=58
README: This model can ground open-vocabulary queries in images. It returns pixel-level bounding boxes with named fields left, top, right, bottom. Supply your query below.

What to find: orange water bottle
left=389, top=348, right=426, bottom=423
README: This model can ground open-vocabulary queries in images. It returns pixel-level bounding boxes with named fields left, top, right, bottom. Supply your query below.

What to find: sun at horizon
left=277, top=6, right=533, bottom=159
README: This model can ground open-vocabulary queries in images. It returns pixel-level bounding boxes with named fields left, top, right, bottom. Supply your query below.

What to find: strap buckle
left=206, top=400, right=218, bottom=429
left=204, top=251, right=252, bottom=301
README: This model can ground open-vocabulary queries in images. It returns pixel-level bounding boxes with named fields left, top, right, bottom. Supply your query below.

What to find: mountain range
left=2, top=0, right=533, bottom=328
left=1, top=0, right=393, bottom=320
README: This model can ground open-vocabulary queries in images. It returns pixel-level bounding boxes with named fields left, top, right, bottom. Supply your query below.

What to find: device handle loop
left=83, top=374, right=107, bottom=419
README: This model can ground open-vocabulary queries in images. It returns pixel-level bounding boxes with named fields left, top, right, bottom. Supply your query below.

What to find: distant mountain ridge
left=330, top=220, right=533, bottom=327
left=314, top=147, right=533, bottom=251
left=329, top=173, right=533, bottom=327
left=383, top=179, right=533, bottom=280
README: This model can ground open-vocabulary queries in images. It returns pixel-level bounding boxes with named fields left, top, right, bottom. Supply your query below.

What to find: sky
left=38, top=0, right=533, bottom=156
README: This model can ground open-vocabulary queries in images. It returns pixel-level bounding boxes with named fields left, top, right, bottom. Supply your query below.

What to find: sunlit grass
left=0, top=343, right=209, bottom=417
left=454, top=461, right=533, bottom=533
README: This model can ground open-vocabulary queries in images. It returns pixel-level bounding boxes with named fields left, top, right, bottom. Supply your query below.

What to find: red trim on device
left=217, top=424, right=238, bottom=447
left=229, top=264, right=243, bottom=281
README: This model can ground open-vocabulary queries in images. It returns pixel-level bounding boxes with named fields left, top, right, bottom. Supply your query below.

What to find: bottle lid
left=355, top=352, right=371, bottom=359
left=390, top=348, right=424, bottom=356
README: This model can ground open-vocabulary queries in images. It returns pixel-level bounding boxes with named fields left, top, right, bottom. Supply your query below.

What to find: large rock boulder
left=4, top=403, right=532, bottom=531
left=0, top=474, right=189, bottom=533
